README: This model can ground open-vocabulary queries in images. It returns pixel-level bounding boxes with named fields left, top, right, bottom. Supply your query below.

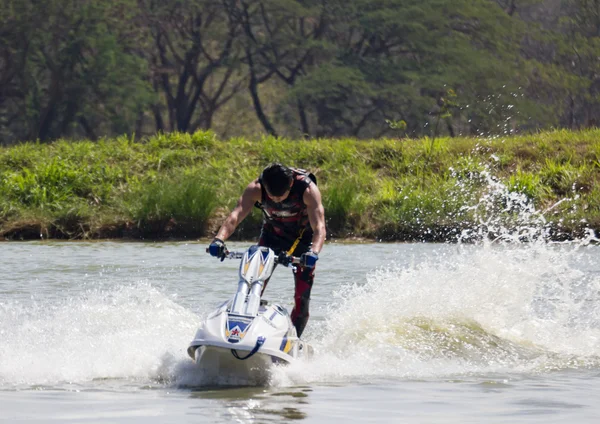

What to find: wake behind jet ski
left=187, top=245, right=313, bottom=381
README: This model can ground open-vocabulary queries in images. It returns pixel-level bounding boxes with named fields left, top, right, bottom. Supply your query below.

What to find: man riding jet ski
left=207, top=163, right=326, bottom=338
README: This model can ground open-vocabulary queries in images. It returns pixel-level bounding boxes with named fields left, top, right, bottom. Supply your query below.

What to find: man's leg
left=291, top=265, right=315, bottom=338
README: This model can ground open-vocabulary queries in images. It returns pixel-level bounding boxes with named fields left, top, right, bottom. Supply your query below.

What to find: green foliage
left=1, top=0, right=599, bottom=142
left=540, top=159, right=576, bottom=195
left=507, top=170, right=548, bottom=200
left=127, top=172, right=218, bottom=232
left=2, top=161, right=85, bottom=209
left=0, top=129, right=599, bottom=240
left=323, top=179, right=358, bottom=233
left=1, top=0, right=153, bottom=142
left=386, top=120, right=407, bottom=131
left=146, top=131, right=217, bottom=151
left=0, top=142, right=39, bottom=170
left=376, top=175, right=477, bottom=225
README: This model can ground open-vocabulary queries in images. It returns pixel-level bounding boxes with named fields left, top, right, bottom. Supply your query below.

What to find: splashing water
left=272, top=170, right=600, bottom=387
left=0, top=283, right=198, bottom=389
left=274, top=243, right=600, bottom=386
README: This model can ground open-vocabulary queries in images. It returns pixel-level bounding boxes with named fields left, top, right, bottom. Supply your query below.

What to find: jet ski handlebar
left=206, top=246, right=300, bottom=265
left=223, top=250, right=300, bottom=265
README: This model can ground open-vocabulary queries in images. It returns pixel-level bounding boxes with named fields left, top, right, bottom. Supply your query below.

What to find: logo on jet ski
left=226, top=315, right=254, bottom=343
left=243, top=246, right=270, bottom=276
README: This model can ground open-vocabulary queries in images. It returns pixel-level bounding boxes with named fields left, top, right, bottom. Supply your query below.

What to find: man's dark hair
left=261, top=163, right=293, bottom=196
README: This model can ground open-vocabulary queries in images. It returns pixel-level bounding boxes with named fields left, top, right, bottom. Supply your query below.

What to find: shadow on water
left=186, top=385, right=313, bottom=421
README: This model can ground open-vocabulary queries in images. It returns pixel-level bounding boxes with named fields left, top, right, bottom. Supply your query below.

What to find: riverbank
left=1, top=130, right=599, bottom=242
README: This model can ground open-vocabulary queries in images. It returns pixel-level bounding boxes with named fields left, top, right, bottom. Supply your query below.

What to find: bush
left=128, top=172, right=218, bottom=236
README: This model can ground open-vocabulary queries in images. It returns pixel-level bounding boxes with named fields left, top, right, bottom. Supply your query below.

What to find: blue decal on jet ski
left=261, top=249, right=269, bottom=262
left=226, top=315, right=254, bottom=343
left=279, top=337, right=288, bottom=351
left=269, top=310, right=278, bottom=320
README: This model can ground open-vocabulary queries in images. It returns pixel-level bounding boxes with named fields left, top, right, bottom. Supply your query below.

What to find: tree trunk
left=505, top=0, right=517, bottom=16
left=153, top=104, right=165, bottom=132
left=568, top=96, right=575, bottom=129
left=35, top=71, right=62, bottom=141
left=79, top=116, right=97, bottom=140
left=247, top=50, right=277, bottom=136
left=297, top=100, right=310, bottom=137
left=446, top=118, right=455, bottom=137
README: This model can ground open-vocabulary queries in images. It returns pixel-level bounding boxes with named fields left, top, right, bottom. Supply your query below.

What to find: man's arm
left=303, top=183, right=326, bottom=254
left=215, top=181, right=262, bottom=241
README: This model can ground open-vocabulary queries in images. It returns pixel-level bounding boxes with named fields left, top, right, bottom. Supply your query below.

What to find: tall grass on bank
left=323, top=179, right=358, bottom=234
left=1, top=129, right=599, bottom=240
left=126, top=172, right=218, bottom=237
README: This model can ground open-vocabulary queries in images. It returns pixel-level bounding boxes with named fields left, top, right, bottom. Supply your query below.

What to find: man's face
left=265, top=180, right=293, bottom=203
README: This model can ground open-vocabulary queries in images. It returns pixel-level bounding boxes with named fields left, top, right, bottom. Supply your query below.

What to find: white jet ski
left=187, top=245, right=312, bottom=381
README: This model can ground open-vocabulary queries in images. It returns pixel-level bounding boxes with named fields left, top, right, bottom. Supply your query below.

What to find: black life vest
left=255, top=168, right=317, bottom=240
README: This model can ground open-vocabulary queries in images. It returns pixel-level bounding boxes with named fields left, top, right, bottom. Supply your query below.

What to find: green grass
left=1, top=129, right=600, bottom=240
left=126, top=171, right=218, bottom=235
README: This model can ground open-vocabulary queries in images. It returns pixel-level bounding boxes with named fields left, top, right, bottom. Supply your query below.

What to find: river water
left=1, top=239, right=600, bottom=423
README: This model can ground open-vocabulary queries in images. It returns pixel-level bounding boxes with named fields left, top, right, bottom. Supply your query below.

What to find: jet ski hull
left=187, top=246, right=313, bottom=383
left=189, top=345, right=278, bottom=383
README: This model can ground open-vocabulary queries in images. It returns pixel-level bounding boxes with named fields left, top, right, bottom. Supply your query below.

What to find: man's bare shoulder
left=243, top=179, right=263, bottom=201
left=303, top=181, right=323, bottom=206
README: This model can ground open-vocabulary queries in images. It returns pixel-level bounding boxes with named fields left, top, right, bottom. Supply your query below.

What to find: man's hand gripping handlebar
left=206, top=242, right=300, bottom=266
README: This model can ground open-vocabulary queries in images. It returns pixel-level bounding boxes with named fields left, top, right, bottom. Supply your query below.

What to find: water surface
left=1, top=241, right=600, bottom=423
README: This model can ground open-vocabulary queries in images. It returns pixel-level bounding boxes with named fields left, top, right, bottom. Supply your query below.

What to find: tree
left=510, top=0, right=600, bottom=130
left=0, top=0, right=153, bottom=143
left=228, top=0, right=333, bottom=137
left=283, top=0, right=531, bottom=137
left=0, top=0, right=35, bottom=143
left=559, top=0, right=600, bottom=127
left=140, top=0, right=246, bottom=133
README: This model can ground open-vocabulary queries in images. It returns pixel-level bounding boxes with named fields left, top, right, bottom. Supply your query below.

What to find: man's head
left=261, top=163, right=293, bottom=201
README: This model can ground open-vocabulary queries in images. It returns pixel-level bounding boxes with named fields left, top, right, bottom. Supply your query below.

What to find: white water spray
left=0, top=283, right=197, bottom=388
left=272, top=167, right=600, bottom=386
